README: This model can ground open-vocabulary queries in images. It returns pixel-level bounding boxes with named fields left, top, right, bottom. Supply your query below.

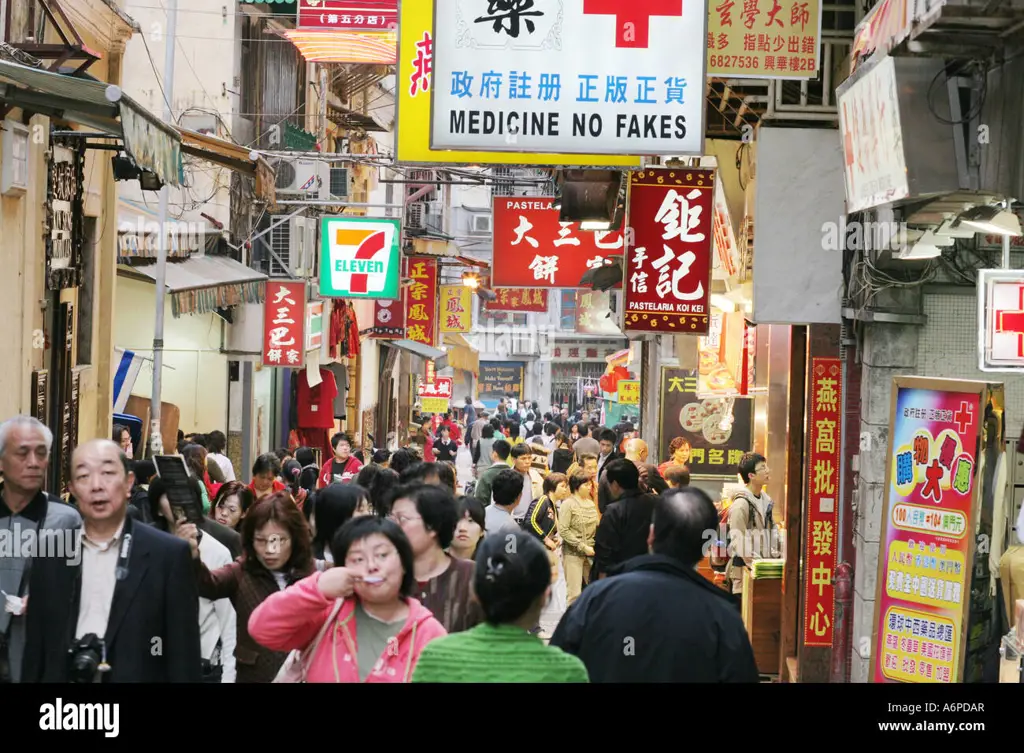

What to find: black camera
left=67, top=633, right=106, bottom=683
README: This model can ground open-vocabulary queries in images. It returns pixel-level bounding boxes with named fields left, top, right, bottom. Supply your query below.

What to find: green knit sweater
left=411, top=623, right=589, bottom=683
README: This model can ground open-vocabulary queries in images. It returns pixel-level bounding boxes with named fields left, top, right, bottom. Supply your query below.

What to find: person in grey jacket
left=0, top=415, right=81, bottom=683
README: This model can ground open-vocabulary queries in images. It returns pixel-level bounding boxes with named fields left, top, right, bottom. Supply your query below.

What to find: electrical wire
left=926, top=59, right=988, bottom=126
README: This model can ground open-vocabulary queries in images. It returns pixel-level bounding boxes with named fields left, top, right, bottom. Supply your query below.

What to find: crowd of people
left=0, top=395, right=765, bottom=683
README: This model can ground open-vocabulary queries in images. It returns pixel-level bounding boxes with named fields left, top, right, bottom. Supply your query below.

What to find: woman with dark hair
left=389, top=447, right=418, bottom=477
left=450, top=496, right=486, bottom=561
left=280, top=459, right=309, bottom=510
left=250, top=453, right=286, bottom=500
left=181, top=443, right=213, bottom=513
left=411, top=531, right=588, bottom=683
left=213, top=481, right=255, bottom=532
left=310, top=483, right=372, bottom=569
left=354, top=463, right=381, bottom=491
left=176, top=491, right=316, bottom=683
left=368, top=468, right=400, bottom=517
left=248, top=516, right=447, bottom=683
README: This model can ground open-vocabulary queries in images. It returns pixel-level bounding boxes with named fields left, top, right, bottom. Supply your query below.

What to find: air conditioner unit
left=267, top=216, right=315, bottom=277
left=470, top=213, right=492, bottom=235
left=270, top=158, right=329, bottom=199
left=406, top=202, right=426, bottom=230
left=328, top=166, right=349, bottom=199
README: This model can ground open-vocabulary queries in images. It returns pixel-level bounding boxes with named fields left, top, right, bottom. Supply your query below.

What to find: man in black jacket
left=22, top=439, right=201, bottom=683
left=550, top=486, right=759, bottom=682
left=592, top=459, right=656, bottom=579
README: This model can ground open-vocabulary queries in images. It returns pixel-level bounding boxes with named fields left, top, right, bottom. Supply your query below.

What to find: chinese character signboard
left=371, top=297, right=406, bottom=339
left=319, top=216, right=402, bottom=299
left=297, top=0, right=397, bottom=31
left=576, top=290, right=622, bottom=335
left=804, top=358, right=842, bottom=647
left=306, top=301, right=324, bottom=351
left=706, top=0, right=822, bottom=78
left=492, top=197, right=624, bottom=288
left=396, top=0, right=640, bottom=167
left=871, top=376, right=996, bottom=683
left=479, top=361, right=524, bottom=400
left=405, top=256, right=438, bottom=346
left=47, top=144, right=83, bottom=290
left=618, top=380, right=640, bottom=405
left=263, top=281, right=306, bottom=367
left=977, top=269, right=1024, bottom=372
left=439, top=285, right=472, bottom=332
left=418, top=376, right=452, bottom=414
left=624, top=169, right=714, bottom=335
left=425, top=359, right=436, bottom=384
left=486, top=288, right=549, bottom=312
left=658, top=367, right=753, bottom=477
left=429, top=0, right=706, bottom=156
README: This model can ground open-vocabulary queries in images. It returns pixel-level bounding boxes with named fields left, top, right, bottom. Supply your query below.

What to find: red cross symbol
left=583, top=0, right=684, bottom=48
left=953, top=401, right=973, bottom=434
left=922, top=459, right=943, bottom=503
left=996, top=286, right=1024, bottom=357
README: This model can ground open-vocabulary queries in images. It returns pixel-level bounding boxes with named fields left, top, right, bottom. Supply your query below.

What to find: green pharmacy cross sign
left=319, top=216, right=402, bottom=300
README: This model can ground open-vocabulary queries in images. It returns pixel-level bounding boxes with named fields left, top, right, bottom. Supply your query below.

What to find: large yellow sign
left=396, top=0, right=641, bottom=167
left=706, top=0, right=822, bottom=78
left=438, top=285, right=472, bottom=333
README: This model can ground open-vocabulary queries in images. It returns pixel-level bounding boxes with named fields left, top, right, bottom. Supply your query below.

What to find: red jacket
left=318, top=456, right=363, bottom=488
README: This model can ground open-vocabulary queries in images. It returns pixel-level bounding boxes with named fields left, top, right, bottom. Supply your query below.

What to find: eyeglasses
left=254, top=536, right=291, bottom=547
left=388, top=513, right=421, bottom=526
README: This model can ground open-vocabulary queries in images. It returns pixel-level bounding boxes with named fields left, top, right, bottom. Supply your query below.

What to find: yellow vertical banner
left=439, top=285, right=472, bottom=333
left=706, top=0, right=822, bottom=78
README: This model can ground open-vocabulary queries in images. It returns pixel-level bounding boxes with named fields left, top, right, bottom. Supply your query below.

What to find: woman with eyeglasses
left=176, top=492, right=315, bottom=683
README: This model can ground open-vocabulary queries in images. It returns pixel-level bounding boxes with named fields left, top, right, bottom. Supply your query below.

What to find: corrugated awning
left=175, top=127, right=278, bottom=207
left=118, top=255, right=267, bottom=317
left=386, top=339, right=448, bottom=370
left=443, top=333, right=479, bottom=376
left=0, top=59, right=182, bottom=186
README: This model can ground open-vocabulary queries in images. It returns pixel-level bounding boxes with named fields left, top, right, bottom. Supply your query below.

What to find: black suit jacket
left=22, top=518, right=202, bottom=683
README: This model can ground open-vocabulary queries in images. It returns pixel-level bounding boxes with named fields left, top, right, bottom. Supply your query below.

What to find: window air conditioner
left=268, top=216, right=315, bottom=278
left=470, top=214, right=492, bottom=235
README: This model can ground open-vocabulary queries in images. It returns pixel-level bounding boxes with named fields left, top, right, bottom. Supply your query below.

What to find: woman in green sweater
left=412, top=531, right=589, bottom=683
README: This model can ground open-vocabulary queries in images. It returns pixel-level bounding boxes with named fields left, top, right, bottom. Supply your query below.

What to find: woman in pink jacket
left=249, top=515, right=446, bottom=682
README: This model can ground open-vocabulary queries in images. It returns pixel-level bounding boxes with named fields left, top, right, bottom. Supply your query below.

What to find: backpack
left=709, top=492, right=774, bottom=572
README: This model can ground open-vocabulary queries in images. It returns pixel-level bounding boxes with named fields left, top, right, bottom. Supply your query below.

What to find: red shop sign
left=623, top=169, right=714, bottom=335
left=485, top=288, right=549, bottom=312
left=263, top=281, right=307, bottom=367
left=297, top=0, right=397, bottom=32
left=371, top=296, right=405, bottom=339
left=404, top=256, right=438, bottom=347
left=491, top=196, right=624, bottom=288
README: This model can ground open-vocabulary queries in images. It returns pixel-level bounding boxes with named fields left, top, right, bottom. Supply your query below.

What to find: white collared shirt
left=76, top=520, right=125, bottom=640
left=197, top=532, right=237, bottom=682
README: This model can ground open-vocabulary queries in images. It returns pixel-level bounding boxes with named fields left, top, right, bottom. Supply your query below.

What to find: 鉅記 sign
left=430, top=0, right=707, bottom=156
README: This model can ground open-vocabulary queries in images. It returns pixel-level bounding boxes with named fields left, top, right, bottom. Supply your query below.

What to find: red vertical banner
left=424, top=359, right=436, bottom=384
left=371, top=296, right=406, bottom=339
left=803, top=357, right=843, bottom=647
left=739, top=321, right=757, bottom=396
left=624, top=168, right=715, bottom=335
left=262, top=280, right=307, bottom=367
left=404, top=255, right=438, bottom=346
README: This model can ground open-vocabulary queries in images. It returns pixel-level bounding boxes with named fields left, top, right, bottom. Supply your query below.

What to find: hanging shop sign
left=871, top=376, right=997, bottom=683
left=404, top=256, right=439, bottom=347
left=46, top=143, right=83, bottom=290
left=740, top=320, right=757, bottom=396
left=977, top=268, right=1024, bottom=372
left=263, top=281, right=307, bottom=367
left=425, top=359, right=436, bottom=384
left=492, top=196, right=624, bottom=288
left=371, top=297, right=406, bottom=339
left=297, top=0, right=397, bottom=31
left=803, top=357, right=842, bottom=647
left=479, top=361, right=524, bottom=399
left=319, top=216, right=402, bottom=299
left=837, top=55, right=909, bottom=213
left=850, top=0, right=910, bottom=75
left=418, top=376, right=453, bottom=414
left=658, top=367, right=753, bottom=478
left=713, top=178, right=741, bottom=281
left=624, top=169, right=715, bottom=336
left=575, top=289, right=622, bottom=335
left=706, top=0, right=822, bottom=78
left=617, top=380, right=640, bottom=405
left=485, top=288, right=549, bottom=312
left=306, top=301, right=324, bottom=351
left=428, top=0, right=706, bottom=156
left=31, top=370, right=48, bottom=424
left=439, top=284, right=472, bottom=333
left=396, top=0, right=640, bottom=167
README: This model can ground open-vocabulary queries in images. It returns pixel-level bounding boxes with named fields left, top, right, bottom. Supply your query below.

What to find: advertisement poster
left=262, top=281, right=306, bottom=367
left=418, top=377, right=453, bottom=414
left=439, top=284, right=472, bottom=332
left=706, top=0, right=822, bottom=78
left=395, top=0, right=639, bottom=166
left=624, top=169, right=715, bottom=335
left=429, top=0, right=707, bottom=156
left=492, top=196, right=624, bottom=288
left=319, top=216, right=402, bottom=299
left=479, top=361, right=524, bottom=400
left=370, top=297, right=405, bottom=339
left=297, top=0, right=397, bottom=31
left=698, top=309, right=749, bottom=396
left=618, top=380, right=640, bottom=405
left=485, top=287, right=549, bottom=312
left=658, top=367, right=753, bottom=477
left=404, top=256, right=438, bottom=346
left=803, top=358, right=842, bottom=647
left=872, top=378, right=983, bottom=683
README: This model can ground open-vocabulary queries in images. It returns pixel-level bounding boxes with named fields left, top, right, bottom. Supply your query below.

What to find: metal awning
left=387, top=339, right=448, bottom=370
left=0, top=59, right=182, bottom=186
left=118, top=255, right=267, bottom=317
left=175, top=127, right=278, bottom=207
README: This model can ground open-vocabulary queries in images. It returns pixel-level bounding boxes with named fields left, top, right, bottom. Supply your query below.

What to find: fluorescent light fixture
left=936, top=218, right=976, bottom=238
left=919, top=230, right=954, bottom=247
left=709, top=294, right=736, bottom=312
left=896, top=241, right=942, bottom=260
left=580, top=220, right=611, bottom=231
left=956, top=205, right=1022, bottom=236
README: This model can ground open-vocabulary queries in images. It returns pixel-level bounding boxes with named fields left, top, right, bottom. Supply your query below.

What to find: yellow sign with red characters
left=706, top=0, right=822, bottom=79
left=439, top=285, right=472, bottom=333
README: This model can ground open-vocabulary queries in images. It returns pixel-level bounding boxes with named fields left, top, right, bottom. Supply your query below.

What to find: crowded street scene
left=0, top=0, right=1022, bottom=731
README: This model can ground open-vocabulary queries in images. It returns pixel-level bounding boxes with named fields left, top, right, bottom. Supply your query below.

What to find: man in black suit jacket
left=22, top=439, right=201, bottom=683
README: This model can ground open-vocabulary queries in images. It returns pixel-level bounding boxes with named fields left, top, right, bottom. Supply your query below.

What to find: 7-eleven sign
left=319, top=216, right=402, bottom=299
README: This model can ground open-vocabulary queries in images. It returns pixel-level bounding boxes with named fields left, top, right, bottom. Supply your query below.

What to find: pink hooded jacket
left=248, top=571, right=446, bottom=683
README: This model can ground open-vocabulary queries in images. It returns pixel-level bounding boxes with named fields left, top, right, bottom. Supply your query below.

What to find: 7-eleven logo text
left=330, top=227, right=388, bottom=294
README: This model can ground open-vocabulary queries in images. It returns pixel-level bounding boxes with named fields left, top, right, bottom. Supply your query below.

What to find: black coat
left=550, top=554, right=759, bottom=683
left=22, top=517, right=202, bottom=683
left=593, top=488, right=656, bottom=578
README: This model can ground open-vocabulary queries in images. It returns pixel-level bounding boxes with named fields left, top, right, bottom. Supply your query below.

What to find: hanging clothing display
left=329, top=301, right=361, bottom=360
left=327, top=362, right=350, bottom=420
left=297, top=367, right=338, bottom=430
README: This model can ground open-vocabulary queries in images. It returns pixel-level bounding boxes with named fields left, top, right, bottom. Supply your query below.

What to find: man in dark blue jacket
left=550, top=486, right=759, bottom=683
